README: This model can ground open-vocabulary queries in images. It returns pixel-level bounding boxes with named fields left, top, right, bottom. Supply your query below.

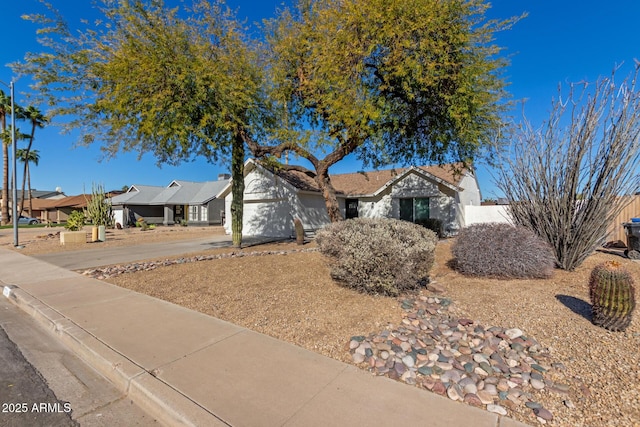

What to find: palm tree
left=1, top=127, right=30, bottom=219
left=19, top=106, right=48, bottom=216
left=16, top=149, right=39, bottom=216
left=0, top=90, right=10, bottom=225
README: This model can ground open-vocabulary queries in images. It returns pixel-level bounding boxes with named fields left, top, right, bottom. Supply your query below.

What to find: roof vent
left=218, top=173, right=231, bottom=181
left=55, top=186, right=62, bottom=193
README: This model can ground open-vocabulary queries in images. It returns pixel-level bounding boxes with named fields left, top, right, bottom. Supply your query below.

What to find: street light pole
left=0, top=78, right=20, bottom=248
left=9, top=81, right=19, bottom=248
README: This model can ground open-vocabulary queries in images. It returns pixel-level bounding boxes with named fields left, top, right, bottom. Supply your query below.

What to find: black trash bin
left=623, top=222, right=640, bottom=259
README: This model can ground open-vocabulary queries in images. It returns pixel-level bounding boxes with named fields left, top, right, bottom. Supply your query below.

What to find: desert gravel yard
left=4, top=226, right=639, bottom=426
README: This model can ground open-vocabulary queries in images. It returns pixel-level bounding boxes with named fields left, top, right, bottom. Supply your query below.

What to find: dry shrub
left=316, top=218, right=437, bottom=296
left=452, top=223, right=555, bottom=279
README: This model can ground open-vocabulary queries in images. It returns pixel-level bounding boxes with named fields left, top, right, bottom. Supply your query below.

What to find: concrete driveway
left=31, top=235, right=287, bottom=270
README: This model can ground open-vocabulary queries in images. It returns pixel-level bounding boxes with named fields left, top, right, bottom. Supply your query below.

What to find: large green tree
left=16, top=0, right=269, bottom=247
left=17, top=0, right=516, bottom=233
left=248, top=0, right=518, bottom=221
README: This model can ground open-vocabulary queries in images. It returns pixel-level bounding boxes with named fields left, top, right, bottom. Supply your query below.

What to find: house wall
left=206, top=198, right=225, bottom=225
left=47, top=207, right=76, bottom=223
left=113, top=206, right=124, bottom=227
left=294, top=193, right=330, bottom=231
left=464, top=205, right=512, bottom=226
left=225, top=167, right=298, bottom=237
left=456, top=172, right=482, bottom=228
left=357, top=189, right=393, bottom=219
left=387, top=172, right=459, bottom=232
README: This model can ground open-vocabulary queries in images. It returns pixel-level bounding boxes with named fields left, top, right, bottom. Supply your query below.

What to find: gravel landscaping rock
left=80, top=248, right=318, bottom=279
left=349, top=296, right=566, bottom=424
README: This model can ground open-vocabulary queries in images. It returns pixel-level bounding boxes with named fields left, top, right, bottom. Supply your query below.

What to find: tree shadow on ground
left=556, top=294, right=592, bottom=321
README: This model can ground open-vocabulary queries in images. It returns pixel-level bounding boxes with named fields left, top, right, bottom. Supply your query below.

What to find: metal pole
left=9, top=81, right=19, bottom=248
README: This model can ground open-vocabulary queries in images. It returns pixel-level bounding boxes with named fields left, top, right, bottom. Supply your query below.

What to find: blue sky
left=1, top=0, right=640, bottom=197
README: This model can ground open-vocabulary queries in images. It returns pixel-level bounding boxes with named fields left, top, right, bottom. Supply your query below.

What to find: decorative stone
left=418, top=366, right=433, bottom=376
left=477, top=390, right=495, bottom=405
left=447, top=384, right=463, bottom=401
left=440, top=369, right=462, bottom=384
left=402, top=355, right=415, bottom=368
left=462, top=381, right=478, bottom=395
left=352, top=352, right=365, bottom=363
left=531, top=378, right=545, bottom=390
left=483, top=384, right=498, bottom=395
left=534, top=407, right=554, bottom=421
left=487, top=404, right=508, bottom=416
left=432, top=381, right=447, bottom=396
left=464, top=393, right=484, bottom=407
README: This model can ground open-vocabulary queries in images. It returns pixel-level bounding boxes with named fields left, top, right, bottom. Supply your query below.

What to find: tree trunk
left=27, top=163, right=33, bottom=217
left=231, top=132, right=245, bottom=248
left=316, top=167, right=343, bottom=222
left=19, top=161, right=28, bottom=216
left=20, top=127, right=36, bottom=216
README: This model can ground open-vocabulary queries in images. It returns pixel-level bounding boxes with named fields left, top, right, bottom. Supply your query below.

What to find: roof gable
left=112, top=180, right=229, bottom=205
left=271, top=162, right=468, bottom=196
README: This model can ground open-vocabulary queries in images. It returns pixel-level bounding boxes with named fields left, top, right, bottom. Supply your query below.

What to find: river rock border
left=350, top=296, right=573, bottom=424
left=80, top=248, right=319, bottom=280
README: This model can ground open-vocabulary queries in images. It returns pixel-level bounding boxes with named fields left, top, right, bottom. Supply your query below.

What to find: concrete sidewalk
left=0, top=248, right=530, bottom=427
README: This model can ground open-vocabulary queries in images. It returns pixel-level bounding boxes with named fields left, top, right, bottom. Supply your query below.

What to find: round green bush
left=64, top=210, right=85, bottom=231
left=316, top=218, right=437, bottom=296
left=451, top=223, right=555, bottom=279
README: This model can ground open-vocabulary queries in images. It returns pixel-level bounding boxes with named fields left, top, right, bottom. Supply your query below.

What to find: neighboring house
left=0, top=188, right=66, bottom=220
left=220, top=159, right=481, bottom=238
left=111, top=178, right=229, bottom=226
left=35, top=194, right=92, bottom=224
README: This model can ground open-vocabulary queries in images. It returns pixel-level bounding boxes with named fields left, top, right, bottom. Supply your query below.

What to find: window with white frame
left=188, top=205, right=198, bottom=221
left=188, top=205, right=208, bottom=222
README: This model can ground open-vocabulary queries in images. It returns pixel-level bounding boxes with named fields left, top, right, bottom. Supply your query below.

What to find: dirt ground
left=4, top=225, right=639, bottom=427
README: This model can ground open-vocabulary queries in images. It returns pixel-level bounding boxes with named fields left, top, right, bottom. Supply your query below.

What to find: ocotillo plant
left=589, top=260, right=636, bottom=332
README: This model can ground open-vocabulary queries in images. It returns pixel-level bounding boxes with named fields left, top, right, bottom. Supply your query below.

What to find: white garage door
left=243, top=200, right=292, bottom=238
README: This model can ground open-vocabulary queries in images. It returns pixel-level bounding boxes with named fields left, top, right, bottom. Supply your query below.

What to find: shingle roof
left=31, top=195, right=93, bottom=209
left=0, top=189, right=64, bottom=200
left=111, top=180, right=229, bottom=206
left=111, top=185, right=164, bottom=205
left=272, top=163, right=467, bottom=196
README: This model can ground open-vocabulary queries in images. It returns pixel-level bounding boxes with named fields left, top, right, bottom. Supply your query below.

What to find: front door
left=174, top=205, right=183, bottom=222
left=346, top=199, right=359, bottom=219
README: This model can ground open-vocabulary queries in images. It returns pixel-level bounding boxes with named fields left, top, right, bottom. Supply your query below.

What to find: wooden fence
left=606, top=196, right=640, bottom=244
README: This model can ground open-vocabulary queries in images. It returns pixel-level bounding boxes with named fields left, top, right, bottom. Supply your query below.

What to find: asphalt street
left=0, top=295, right=157, bottom=426
left=0, top=317, right=76, bottom=427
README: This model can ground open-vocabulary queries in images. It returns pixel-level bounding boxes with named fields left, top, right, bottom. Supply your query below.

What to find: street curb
left=2, top=285, right=227, bottom=427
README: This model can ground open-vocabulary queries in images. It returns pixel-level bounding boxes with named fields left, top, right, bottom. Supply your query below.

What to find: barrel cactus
left=589, top=260, right=636, bottom=331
